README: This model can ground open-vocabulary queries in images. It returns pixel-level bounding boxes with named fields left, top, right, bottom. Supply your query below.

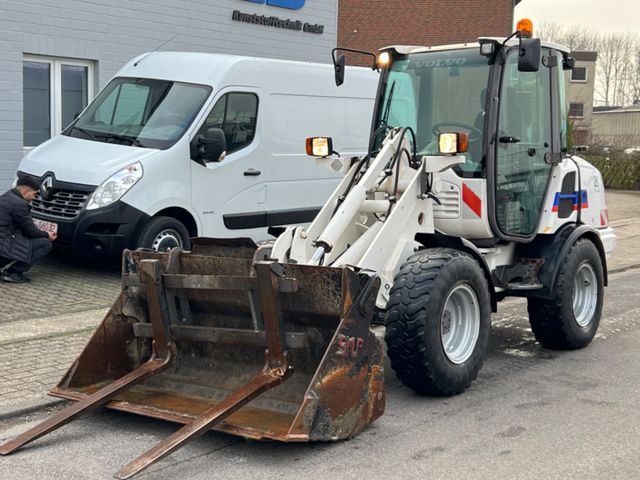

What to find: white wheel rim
left=573, top=262, right=598, bottom=327
left=441, top=284, right=481, bottom=364
left=151, top=229, right=182, bottom=252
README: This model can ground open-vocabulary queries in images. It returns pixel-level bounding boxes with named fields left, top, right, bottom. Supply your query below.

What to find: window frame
left=569, top=102, right=585, bottom=118
left=23, top=54, right=95, bottom=149
left=570, top=66, right=588, bottom=83
left=195, top=91, right=259, bottom=158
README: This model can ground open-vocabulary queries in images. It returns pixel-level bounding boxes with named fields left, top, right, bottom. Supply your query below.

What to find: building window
left=23, top=55, right=94, bottom=148
left=569, top=102, right=584, bottom=118
left=571, top=66, right=587, bottom=82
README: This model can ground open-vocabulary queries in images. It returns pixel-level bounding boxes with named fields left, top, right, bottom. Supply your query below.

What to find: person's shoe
left=1, top=271, right=31, bottom=283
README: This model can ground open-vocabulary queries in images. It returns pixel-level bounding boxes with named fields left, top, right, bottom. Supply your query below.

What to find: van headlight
left=86, top=162, right=143, bottom=210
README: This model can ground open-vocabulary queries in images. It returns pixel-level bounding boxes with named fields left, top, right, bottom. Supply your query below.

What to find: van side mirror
left=334, top=54, right=345, bottom=87
left=191, top=127, right=226, bottom=164
left=518, top=38, right=541, bottom=72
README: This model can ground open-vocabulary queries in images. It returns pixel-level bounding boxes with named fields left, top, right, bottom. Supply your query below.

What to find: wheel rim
left=573, top=262, right=598, bottom=327
left=151, top=228, right=183, bottom=252
left=441, top=284, right=480, bottom=364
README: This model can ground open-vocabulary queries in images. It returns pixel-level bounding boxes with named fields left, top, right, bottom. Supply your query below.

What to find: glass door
left=495, top=48, right=553, bottom=237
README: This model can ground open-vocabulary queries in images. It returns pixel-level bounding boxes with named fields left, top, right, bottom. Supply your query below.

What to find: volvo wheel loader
left=0, top=21, right=616, bottom=478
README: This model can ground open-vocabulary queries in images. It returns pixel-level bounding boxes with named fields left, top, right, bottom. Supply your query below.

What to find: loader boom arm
left=272, top=128, right=464, bottom=307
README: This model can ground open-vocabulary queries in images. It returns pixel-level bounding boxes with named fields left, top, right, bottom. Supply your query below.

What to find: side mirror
left=518, top=37, right=541, bottom=72
left=334, top=54, right=345, bottom=87
left=192, top=127, right=226, bottom=164
left=563, top=55, right=576, bottom=71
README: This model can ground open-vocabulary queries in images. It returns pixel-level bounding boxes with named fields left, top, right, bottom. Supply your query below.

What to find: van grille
left=31, top=189, right=91, bottom=219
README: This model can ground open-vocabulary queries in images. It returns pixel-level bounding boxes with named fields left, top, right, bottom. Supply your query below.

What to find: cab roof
left=382, top=37, right=571, bottom=56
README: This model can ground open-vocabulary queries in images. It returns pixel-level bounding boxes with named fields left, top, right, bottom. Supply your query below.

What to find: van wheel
left=527, top=239, right=603, bottom=349
left=385, top=248, right=491, bottom=396
left=137, top=216, right=191, bottom=252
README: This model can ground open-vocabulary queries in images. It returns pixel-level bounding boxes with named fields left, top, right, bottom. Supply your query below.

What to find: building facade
left=564, top=51, right=597, bottom=146
left=0, top=0, right=518, bottom=190
left=0, top=0, right=338, bottom=190
left=338, top=0, right=517, bottom=61
left=592, top=105, right=640, bottom=148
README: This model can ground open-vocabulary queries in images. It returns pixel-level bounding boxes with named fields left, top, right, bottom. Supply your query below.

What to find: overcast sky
left=515, top=0, right=640, bottom=34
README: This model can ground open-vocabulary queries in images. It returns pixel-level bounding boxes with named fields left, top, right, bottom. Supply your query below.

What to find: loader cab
left=371, top=37, right=570, bottom=242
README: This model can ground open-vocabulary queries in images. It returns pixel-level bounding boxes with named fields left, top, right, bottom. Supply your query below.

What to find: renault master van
left=16, top=52, right=377, bottom=259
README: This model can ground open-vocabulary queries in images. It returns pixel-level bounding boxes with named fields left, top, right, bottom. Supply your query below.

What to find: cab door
left=190, top=89, right=266, bottom=238
left=495, top=47, right=553, bottom=238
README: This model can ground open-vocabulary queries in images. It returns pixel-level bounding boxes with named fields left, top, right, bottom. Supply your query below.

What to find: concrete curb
left=0, top=396, right=66, bottom=422
left=0, top=308, right=107, bottom=345
left=610, top=262, right=640, bottom=274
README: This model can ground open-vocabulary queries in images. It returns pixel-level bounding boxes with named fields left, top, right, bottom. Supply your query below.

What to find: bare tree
left=561, top=25, right=600, bottom=51
left=536, top=24, right=639, bottom=107
left=596, top=33, right=624, bottom=105
left=629, top=38, right=640, bottom=105
left=537, top=21, right=564, bottom=44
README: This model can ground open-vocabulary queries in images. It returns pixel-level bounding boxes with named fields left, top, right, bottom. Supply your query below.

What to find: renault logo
left=41, top=176, right=54, bottom=200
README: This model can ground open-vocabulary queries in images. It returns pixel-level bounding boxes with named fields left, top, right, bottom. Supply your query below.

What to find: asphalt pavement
left=0, top=268, right=639, bottom=480
left=0, top=189, right=638, bottom=472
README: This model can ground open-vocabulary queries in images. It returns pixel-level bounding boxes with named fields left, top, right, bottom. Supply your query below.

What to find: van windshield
left=64, top=77, right=211, bottom=149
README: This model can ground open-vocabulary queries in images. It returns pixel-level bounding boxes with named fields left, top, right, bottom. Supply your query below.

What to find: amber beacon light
left=516, top=18, right=534, bottom=38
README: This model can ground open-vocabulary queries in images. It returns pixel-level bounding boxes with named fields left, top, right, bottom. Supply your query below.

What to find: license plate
left=33, top=218, right=58, bottom=235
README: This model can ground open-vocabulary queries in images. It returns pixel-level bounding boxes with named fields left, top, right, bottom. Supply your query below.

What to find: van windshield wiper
left=71, top=125, right=99, bottom=141
left=104, top=133, right=143, bottom=147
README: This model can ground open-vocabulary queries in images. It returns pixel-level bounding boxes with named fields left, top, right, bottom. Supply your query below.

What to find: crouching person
left=0, top=176, right=56, bottom=283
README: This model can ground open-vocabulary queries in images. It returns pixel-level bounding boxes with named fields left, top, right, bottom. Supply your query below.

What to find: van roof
left=117, top=51, right=375, bottom=89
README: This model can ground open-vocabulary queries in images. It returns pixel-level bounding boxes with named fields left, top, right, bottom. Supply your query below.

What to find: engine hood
left=19, top=135, right=160, bottom=186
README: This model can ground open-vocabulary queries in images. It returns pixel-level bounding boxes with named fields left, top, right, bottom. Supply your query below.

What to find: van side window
left=200, top=93, right=258, bottom=154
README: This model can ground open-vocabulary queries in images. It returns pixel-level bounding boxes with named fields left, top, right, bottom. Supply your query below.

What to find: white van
left=16, top=52, right=377, bottom=259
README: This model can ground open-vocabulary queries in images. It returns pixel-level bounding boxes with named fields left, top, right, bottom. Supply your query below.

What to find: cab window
left=199, top=93, right=258, bottom=154
left=495, top=48, right=552, bottom=237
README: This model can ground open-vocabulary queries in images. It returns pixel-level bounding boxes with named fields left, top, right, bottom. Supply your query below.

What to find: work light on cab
left=306, top=137, right=333, bottom=157
left=377, top=51, right=391, bottom=69
left=438, top=132, right=469, bottom=155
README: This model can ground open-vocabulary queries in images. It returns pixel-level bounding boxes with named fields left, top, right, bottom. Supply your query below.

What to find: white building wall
left=592, top=109, right=640, bottom=147
left=0, top=0, right=338, bottom=189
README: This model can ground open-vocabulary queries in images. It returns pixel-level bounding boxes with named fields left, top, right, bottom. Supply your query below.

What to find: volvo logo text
left=243, top=0, right=305, bottom=10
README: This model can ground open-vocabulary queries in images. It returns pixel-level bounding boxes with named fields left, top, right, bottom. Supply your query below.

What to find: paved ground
left=1, top=268, right=639, bottom=480
left=0, top=189, right=637, bottom=415
left=0, top=253, right=120, bottom=323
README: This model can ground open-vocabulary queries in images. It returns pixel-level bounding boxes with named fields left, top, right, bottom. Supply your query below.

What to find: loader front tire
left=385, top=248, right=491, bottom=396
left=527, top=239, right=603, bottom=350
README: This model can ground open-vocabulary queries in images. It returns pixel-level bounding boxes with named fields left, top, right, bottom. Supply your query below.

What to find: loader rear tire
left=527, top=239, right=603, bottom=350
left=385, top=248, right=491, bottom=396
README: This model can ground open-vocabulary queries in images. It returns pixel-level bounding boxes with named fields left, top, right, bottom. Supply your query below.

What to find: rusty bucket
left=0, top=238, right=384, bottom=478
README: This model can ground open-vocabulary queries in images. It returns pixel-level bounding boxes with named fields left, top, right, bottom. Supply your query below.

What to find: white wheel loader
left=0, top=23, right=616, bottom=477
left=270, top=28, right=616, bottom=395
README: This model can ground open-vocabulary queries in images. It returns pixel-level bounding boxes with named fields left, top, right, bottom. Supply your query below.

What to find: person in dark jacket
left=0, top=176, right=56, bottom=283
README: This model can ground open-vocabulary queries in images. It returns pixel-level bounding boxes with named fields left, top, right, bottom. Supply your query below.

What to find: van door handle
left=244, top=169, right=261, bottom=176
